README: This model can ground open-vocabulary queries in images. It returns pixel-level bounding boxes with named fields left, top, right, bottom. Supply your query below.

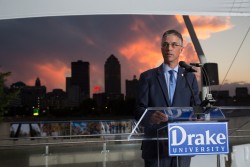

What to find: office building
left=125, top=75, right=138, bottom=100
left=66, top=60, right=90, bottom=106
left=104, top=54, right=123, bottom=100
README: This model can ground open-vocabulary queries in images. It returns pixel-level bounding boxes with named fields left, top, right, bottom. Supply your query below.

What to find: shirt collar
left=162, top=63, right=179, bottom=73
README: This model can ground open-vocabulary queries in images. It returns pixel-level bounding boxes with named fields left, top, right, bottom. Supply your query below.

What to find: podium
left=128, top=107, right=229, bottom=167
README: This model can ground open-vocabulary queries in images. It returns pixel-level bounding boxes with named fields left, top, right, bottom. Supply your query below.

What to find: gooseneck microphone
left=179, top=61, right=197, bottom=72
left=179, top=61, right=202, bottom=118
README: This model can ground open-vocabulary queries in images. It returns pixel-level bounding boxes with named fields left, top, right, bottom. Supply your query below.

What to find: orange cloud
left=119, top=38, right=163, bottom=73
left=181, top=42, right=201, bottom=83
left=176, top=16, right=233, bottom=39
left=27, top=60, right=70, bottom=92
left=181, top=42, right=199, bottom=63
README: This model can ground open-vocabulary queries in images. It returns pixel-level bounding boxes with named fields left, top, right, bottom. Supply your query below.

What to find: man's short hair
left=162, top=29, right=183, bottom=45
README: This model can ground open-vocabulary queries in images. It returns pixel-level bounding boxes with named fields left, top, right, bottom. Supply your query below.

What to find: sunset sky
left=0, top=15, right=250, bottom=96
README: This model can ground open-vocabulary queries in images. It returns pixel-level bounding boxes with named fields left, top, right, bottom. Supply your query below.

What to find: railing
left=1, top=107, right=250, bottom=167
left=0, top=132, right=144, bottom=167
left=1, top=116, right=250, bottom=148
left=0, top=130, right=249, bottom=167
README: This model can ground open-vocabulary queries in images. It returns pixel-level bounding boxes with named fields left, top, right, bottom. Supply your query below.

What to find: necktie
left=168, top=70, right=176, bottom=105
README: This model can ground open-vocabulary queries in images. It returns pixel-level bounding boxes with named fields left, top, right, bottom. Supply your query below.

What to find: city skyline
left=7, top=56, right=250, bottom=99
left=1, top=15, right=250, bottom=96
left=8, top=55, right=128, bottom=96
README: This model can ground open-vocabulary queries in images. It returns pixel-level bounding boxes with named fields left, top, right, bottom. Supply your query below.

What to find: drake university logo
left=168, top=122, right=229, bottom=156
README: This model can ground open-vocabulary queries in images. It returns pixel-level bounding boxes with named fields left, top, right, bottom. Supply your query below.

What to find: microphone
left=179, top=61, right=197, bottom=72
left=190, top=63, right=203, bottom=67
left=179, top=61, right=203, bottom=117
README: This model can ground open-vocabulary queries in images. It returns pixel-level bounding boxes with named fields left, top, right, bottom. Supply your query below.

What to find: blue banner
left=168, top=122, right=229, bottom=156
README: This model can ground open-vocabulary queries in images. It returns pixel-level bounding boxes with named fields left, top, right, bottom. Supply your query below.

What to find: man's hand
left=150, top=111, right=168, bottom=124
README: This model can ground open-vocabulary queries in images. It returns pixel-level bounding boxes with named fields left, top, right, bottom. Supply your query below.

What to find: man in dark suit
left=135, top=29, right=200, bottom=167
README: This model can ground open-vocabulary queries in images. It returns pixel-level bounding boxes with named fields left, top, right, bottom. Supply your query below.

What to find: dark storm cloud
left=0, top=15, right=170, bottom=62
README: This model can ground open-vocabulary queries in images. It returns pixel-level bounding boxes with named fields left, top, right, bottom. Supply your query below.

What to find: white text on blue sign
left=168, top=122, right=229, bottom=156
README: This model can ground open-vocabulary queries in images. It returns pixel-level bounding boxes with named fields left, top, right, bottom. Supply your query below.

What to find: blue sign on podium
left=168, top=122, right=229, bottom=156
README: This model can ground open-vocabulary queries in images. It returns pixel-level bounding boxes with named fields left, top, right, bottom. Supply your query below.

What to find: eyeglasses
left=161, top=42, right=182, bottom=49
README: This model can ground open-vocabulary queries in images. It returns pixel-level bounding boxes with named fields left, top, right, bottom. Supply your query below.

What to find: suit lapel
left=156, top=66, right=171, bottom=106
left=174, top=67, right=185, bottom=101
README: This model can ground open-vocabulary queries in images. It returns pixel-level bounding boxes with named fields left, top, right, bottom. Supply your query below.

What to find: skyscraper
left=105, top=54, right=121, bottom=95
left=66, top=60, right=90, bottom=106
left=125, top=75, right=138, bottom=100
left=20, top=77, right=46, bottom=113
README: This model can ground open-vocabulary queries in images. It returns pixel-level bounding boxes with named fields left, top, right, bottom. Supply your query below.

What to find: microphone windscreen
left=179, top=61, right=197, bottom=72
left=179, top=61, right=188, bottom=68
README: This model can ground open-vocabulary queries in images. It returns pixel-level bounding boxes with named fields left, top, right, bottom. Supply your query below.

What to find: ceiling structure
left=1, top=0, right=250, bottom=20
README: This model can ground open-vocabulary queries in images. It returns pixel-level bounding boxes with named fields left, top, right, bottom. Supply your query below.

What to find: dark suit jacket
left=135, top=64, right=200, bottom=159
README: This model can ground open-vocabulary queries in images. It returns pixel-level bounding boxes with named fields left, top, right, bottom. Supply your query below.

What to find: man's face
left=161, top=34, right=183, bottom=64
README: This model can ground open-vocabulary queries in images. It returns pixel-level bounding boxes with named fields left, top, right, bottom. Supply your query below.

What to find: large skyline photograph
left=0, top=2, right=250, bottom=167
left=1, top=15, right=250, bottom=96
